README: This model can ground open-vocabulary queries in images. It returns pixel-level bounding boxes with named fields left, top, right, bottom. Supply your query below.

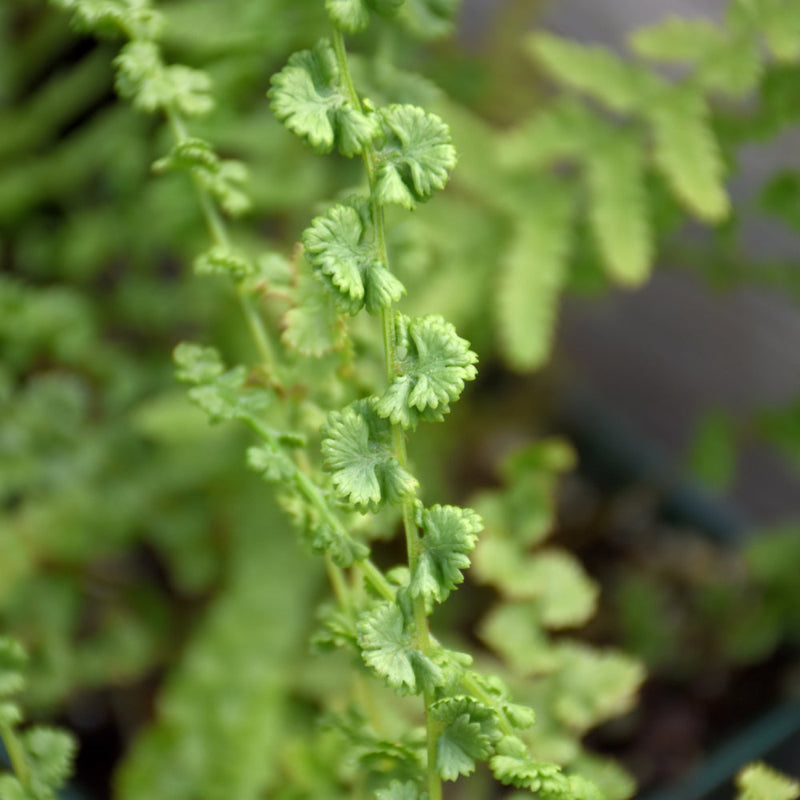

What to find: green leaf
left=568, top=753, right=636, bottom=800
left=321, top=399, right=418, bottom=512
left=736, top=762, right=800, bottom=800
left=397, top=0, right=458, bottom=39
left=0, top=701, right=22, bottom=728
left=326, top=0, right=404, bottom=32
left=308, top=523, right=371, bottom=568
left=431, top=696, right=499, bottom=780
left=524, top=550, right=599, bottom=629
left=269, top=40, right=379, bottom=156
left=528, top=32, right=661, bottom=113
left=357, top=602, right=444, bottom=694
left=377, top=314, right=477, bottom=429
left=302, top=205, right=405, bottom=315
left=496, top=179, right=574, bottom=371
left=473, top=543, right=597, bottom=628
left=51, top=0, right=164, bottom=39
left=118, top=502, right=319, bottom=800
left=479, top=603, right=558, bottom=677
left=490, top=736, right=569, bottom=795
left=172, top=343, right=224, bottom=385
left=760, top=169, right=800, bottom=231
left=247, top=443, right=296, bottom=484
left=631, top=16, right=760, bottom=96
left=114, top=41, right=213, bottom=117
left=312, top=604, right=359, bottom=652
left=647, top=86, right=729, bottom=222
left=375, top=105, right=457, bottom=209
left=376, top=780, right=421, bottom=800
left=409, top=505, right=481, bottom=603
left=550, top=642, right=644, bottom=732
left=173, top=344, right=270, bottom=424
left=22, top=727, right=77, bottom=791
left=747, top=0, right=800, bottom=61
left=282, top=259, right=343, bottom=357
left=499, top=99, right=600, bottom=171
left=0, top=638, right=26, bottom=697
left=194, top=246, right=255, bottom=281
left=154, top=138, right=250, bottom=217
left=630, top=16, right=725, bottom=63
left=326, top=0, right=370, bottom=31
left=586, top=131, right=652, bottom=286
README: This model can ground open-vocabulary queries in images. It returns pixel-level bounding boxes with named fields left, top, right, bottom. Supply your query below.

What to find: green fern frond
left=586, top=131, right=652, bottom=286
left=529, top=32, right=661, bottom=113
left=496, top=179, right=575, bottom=371
left=647, top=86, right=729, bottom=221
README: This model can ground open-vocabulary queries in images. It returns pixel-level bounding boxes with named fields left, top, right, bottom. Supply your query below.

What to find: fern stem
left=331, top=25, right=442, bottom=800
left=0, top=724, right=31, bottom=792
left=325, top=555, right=352, bottom=612
left=163, top=106, right=276, bottom=371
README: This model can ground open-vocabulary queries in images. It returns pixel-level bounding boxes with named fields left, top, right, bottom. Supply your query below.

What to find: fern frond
left=496, top=180, right=575, bottom=371
left=529, top=32, right=661, bottom=113
left=647, top=86, right=729, bottom=222
left=586, top=131, right=652, bottom=286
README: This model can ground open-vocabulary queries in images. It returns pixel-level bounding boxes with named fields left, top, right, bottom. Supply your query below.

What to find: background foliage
left=2, top=0, right=800, bottom=798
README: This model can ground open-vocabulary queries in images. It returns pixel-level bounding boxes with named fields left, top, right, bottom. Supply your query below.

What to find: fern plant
left=4, top=0, right=798, bottom=798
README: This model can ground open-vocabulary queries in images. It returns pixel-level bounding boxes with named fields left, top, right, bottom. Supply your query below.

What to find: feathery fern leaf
left=496, top=179, right=575, bottom=371
left=647, top=86, right=729, bottom=222
left=529, top=32, right=660, bottom=114
left=586, top=131, right=652, bottom=286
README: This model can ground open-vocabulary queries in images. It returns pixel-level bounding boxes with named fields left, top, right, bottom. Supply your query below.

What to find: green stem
left=331, top=26, right=442, bottom=800
left=0, top=723, right=31, bottom=791
left=243, top=416, right=395, bottom=603
left=163, top=106, right=276, bottom=372
left=325, top=555, right=352, bottom=612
